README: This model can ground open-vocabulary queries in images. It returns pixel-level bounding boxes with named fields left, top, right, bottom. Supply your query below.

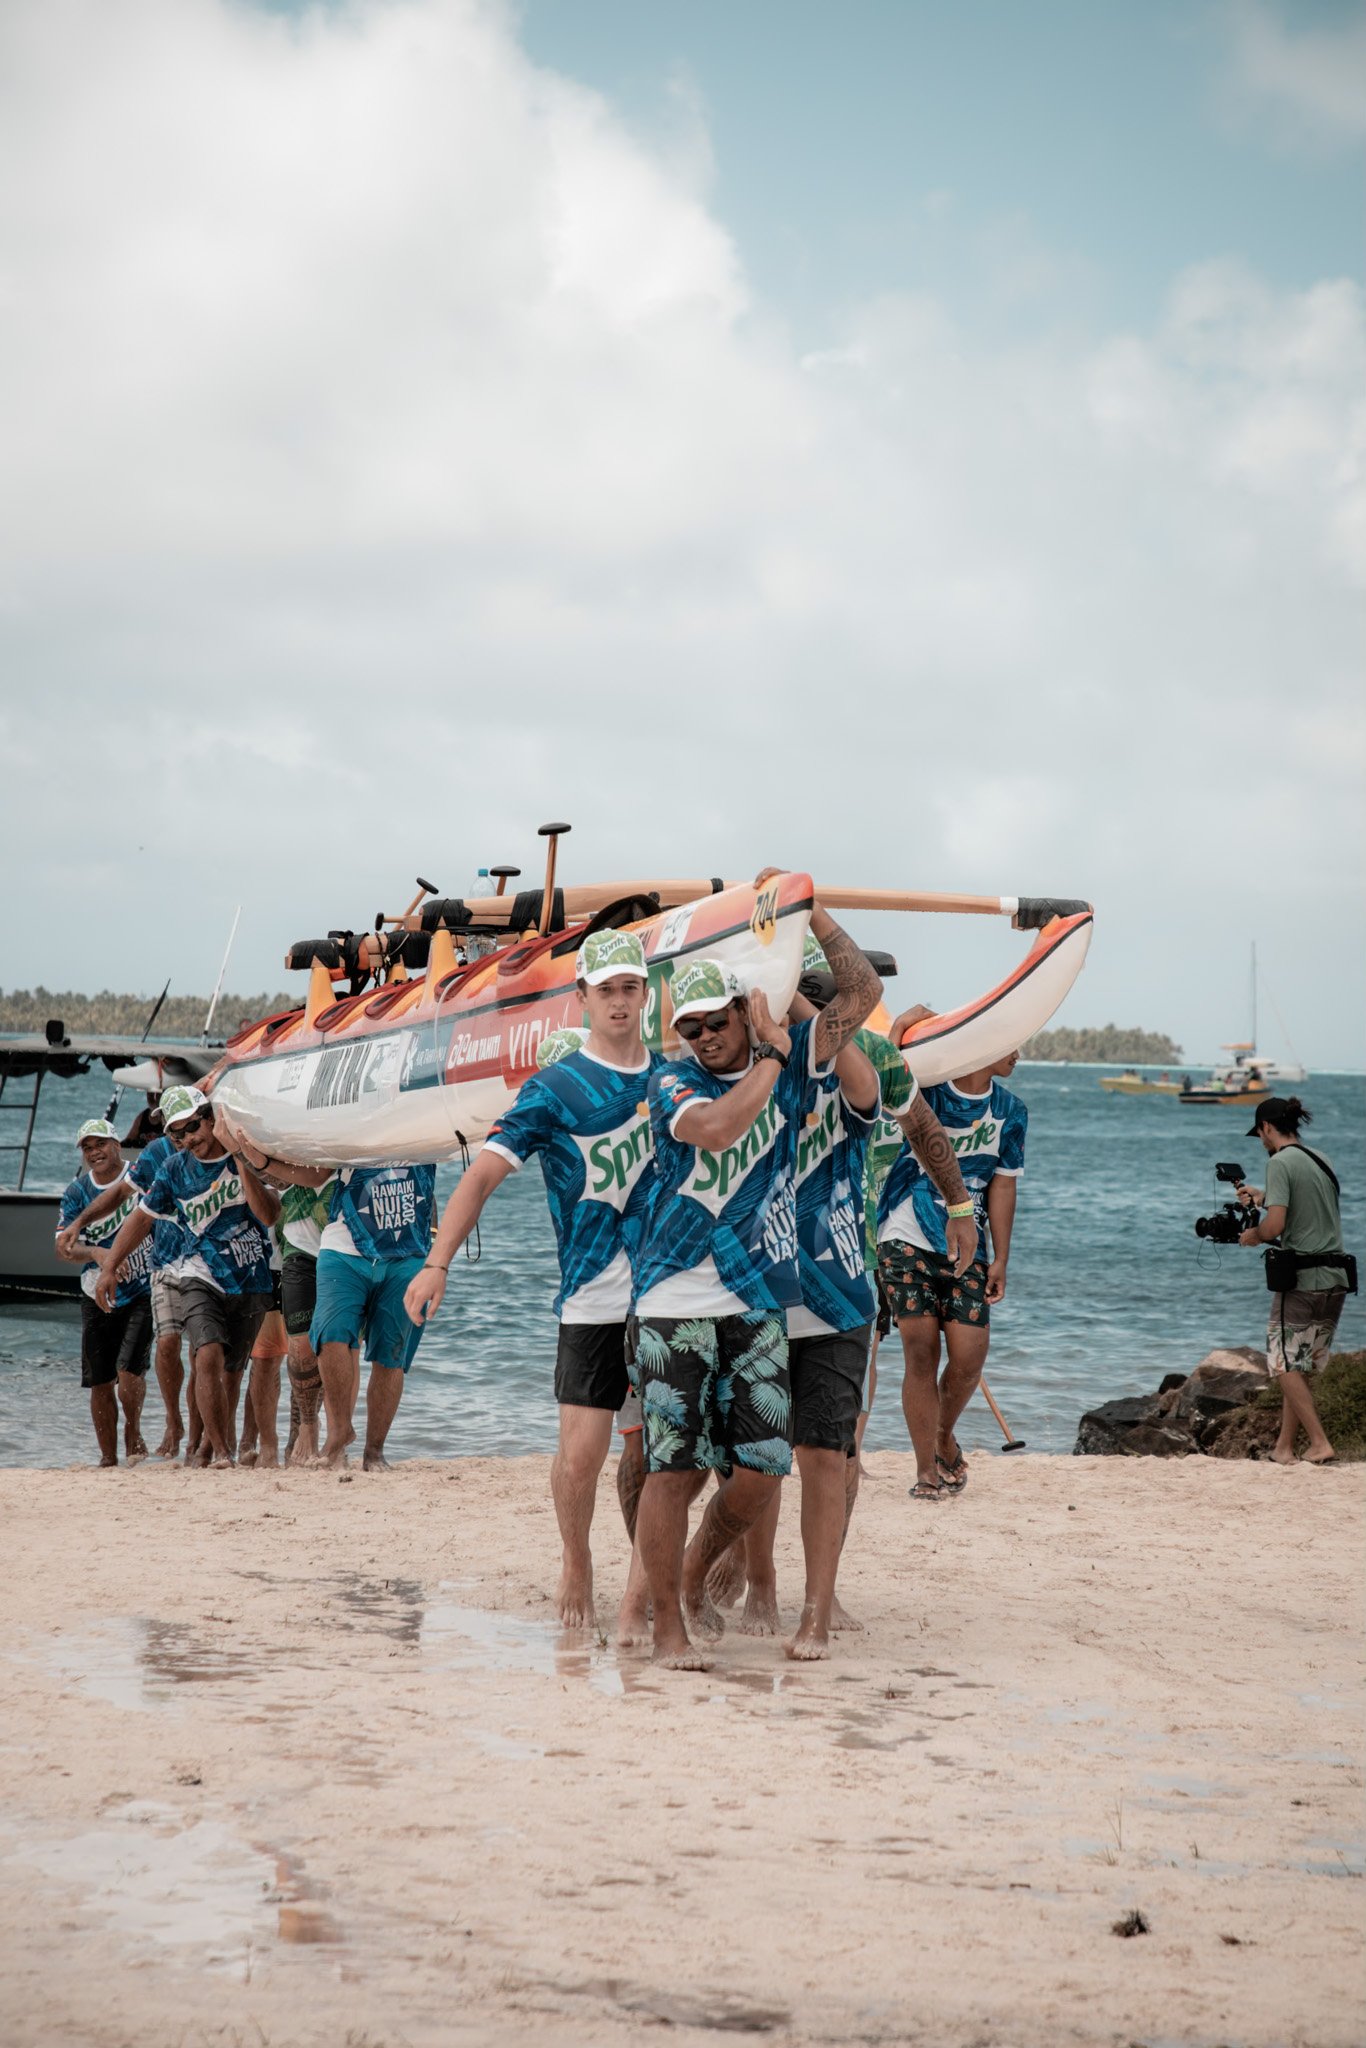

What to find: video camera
left=1193, top=1162, right=1259, bottom=1246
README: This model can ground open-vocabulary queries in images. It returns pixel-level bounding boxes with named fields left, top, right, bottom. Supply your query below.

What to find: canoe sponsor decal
left=655, top=903, right=695, bottom=956
left=276, top=1055, right=306, bottom=1096
left=749, top=881, right=779, bottom=947
left=305, top=1036, right=404, bottom=1113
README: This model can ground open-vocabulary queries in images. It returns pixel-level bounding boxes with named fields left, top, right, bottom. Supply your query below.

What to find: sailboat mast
left=1251, top=941, right=1257, bottom=1053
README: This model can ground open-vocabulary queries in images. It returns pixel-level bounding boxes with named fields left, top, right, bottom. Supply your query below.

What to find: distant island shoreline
left=3, top=989, right=1181, bottom=1068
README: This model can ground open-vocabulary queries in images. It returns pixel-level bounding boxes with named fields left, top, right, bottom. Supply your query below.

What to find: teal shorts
left=311, top=1249, right=426, bottom=1372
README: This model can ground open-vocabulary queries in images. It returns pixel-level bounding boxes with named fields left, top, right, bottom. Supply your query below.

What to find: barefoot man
left=94, top=1087, right=278, bottom=1467
left=631, top=895, right=882, bottom=1670
left=877, top=1048, right=1025, bottom=1499
left=405, top=931, right=661, bottom=1632
left=57, top=1106, right=190, bottom=1458
left=56, top=1118, right=156, bottom=1466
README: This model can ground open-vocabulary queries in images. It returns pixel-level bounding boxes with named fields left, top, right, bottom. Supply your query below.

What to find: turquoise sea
left=1, top=1061, right=1361, bottom=1467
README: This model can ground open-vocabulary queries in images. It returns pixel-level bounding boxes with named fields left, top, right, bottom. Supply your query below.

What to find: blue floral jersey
left=323, top=1165, right=436, bottom=1264
left=127, top=1136, right=189, bottom=1271
left=139, top=1149, right=275, bottom=1295
left=634, top=1018, right=822, bottom=1316
left=485, top=1048, right=665, bottom=1320
left=877, top=1078, right=1026, bottom=1261
left=792, top=1058, right=879, bottom=1336
left=58, top=1168, right=154, bottom=1305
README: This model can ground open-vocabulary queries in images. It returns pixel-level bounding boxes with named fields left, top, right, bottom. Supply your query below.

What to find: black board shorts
left=178, top=1281, right=272, bottom=1375
left=280, top=1255, right=318, bottom=1339
left=80, top=1294, right=153, bottom=1389
left=790, top=1325, right=872, bottom=1457
left=554, top=1322, right=631, bottom=1412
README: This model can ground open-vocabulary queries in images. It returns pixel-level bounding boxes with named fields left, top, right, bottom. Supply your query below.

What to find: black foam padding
left=1014, top=898, right=1091, bottom=928
left=285, top=938, right=343, bottom=971
left=509, top=888, right=566, bottom=933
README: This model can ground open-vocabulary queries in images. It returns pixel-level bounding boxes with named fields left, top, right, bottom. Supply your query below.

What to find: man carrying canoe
left=631, top=894, right=882, bottom=1670
left=94, top=1086, right=280, bottom=1467
left=404, top=929, right=662, bottom=1633
left=55, top=1118, right=156, bottom=1466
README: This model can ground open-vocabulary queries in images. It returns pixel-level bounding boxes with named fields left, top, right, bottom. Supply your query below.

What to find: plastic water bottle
left=463, top=867, right=490, bottom=904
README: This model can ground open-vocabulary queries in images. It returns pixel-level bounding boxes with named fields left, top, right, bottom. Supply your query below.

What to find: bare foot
left=557, top=1566, right=595, bottom=1630
left=683, top=1581, right=725, bottom=1641
left=288, top=1424, right=319, bottom=1468
left=239, top=1447, right=259, bottom=1469
left=1303, top=1448, right=1338, bottom=1466
left=323, top=1427, right=356, bottom=1470
left=187, top=1440, right=212, bottom=1469
left=829, top=1595, right=864, bottom=1633
left=705, top=1546, right=747, bottom=1611
left=98, top=1453, right=118, bottom=1468
left=616, top=1600, right=652, bottom=1648
left=362, top=1446, right=391, bottom=1472
left=1269, top=1449, right=1299, bottom=1466
left=210, top=1450, right=235, bottom=1469
left=125, top=1439, right=148, bottom=1464
left=154, top=1430, right=182, bottom=1460
left=735, top=1583, right=781, bottom=1636
left=256, top=1448, right=279, bottom=1470
left=785, top=1605, right=831, bottom=1661
left=654, top=1644, right=713, bottom=1670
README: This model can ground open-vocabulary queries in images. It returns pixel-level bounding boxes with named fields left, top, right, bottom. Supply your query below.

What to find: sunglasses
left=170, top=1111, right=209, bottom=1136
left=676, top=1007, right=736, bottom=1041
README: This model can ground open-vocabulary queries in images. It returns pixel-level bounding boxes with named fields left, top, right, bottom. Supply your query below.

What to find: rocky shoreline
left=1075, top=1347, right=1365, bottom=1460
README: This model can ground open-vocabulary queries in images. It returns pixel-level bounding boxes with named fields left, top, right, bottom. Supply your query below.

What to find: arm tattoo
left=813, top=921, right=884, bottom=1062
left=903, top=1095, right=968, bottom=1206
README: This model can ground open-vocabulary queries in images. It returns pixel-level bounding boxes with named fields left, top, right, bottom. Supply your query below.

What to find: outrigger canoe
left=212, top=865, right=1093, bottom=1170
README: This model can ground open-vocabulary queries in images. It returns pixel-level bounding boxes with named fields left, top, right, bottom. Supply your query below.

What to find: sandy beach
left=0, top=1449, right=1360, bottom=2048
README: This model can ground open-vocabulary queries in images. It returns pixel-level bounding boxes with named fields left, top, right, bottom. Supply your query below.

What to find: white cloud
left=1222, top=0, right=1366, bottom=146
left=0, top=0, right=1362, bottom=1063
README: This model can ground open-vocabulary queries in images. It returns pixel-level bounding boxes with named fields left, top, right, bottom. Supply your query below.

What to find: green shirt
left=859, top=1029, right=916, bottom=1269
left=1265, top=1145, right=1346, bottom=1293
left=276, top=1178, right=335, bottom=1264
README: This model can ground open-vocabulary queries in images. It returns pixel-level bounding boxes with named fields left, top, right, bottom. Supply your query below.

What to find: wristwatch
left=753, top=1041, right=788, bottom=1069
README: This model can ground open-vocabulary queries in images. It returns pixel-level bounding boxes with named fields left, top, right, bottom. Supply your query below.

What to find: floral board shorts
left=877, top=1241, right=989, bottom=1328
left=629, top=1311, right=792, bottom=1477
left=1266, top=1289, right=1346, bottom=1377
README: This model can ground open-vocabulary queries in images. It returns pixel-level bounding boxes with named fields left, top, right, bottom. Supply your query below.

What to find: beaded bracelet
left=946, top=1201, right=975, bottom=1219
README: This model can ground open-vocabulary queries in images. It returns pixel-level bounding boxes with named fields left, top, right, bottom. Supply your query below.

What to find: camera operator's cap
left=575, top=928, right=648, bottom=986
left=75, top=1118, right=118, bottom=1143
left=160, top=1084, right=209, bottom=1127
left=536, top=1026, right=589, bottom=1069
left=669, top=957, right=746, bottom=1022
left=1246, top=1096, right=1291, bottom=1136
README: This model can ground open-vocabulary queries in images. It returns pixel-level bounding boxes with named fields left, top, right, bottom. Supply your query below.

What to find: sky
left=1, top=0, right=1362, bottom=1065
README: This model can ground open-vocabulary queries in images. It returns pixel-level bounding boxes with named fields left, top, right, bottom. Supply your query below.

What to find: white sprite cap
left=575, top=928, right=648, bottom=986
left=159, top=1084, right=209, bottom=1127
left=75, top=1118, right=119, bottom=1143
left=669, top=957, right=746, bottom=1022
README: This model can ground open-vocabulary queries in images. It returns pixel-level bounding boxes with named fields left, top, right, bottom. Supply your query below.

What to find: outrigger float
left=213, top=825, right=1094, bottom=1169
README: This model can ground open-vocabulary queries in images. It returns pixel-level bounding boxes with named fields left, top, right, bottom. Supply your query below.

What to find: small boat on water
left=1098, top=1070, right=1185, bottom=1097
left=0, top=1026, right=221, bottom=1303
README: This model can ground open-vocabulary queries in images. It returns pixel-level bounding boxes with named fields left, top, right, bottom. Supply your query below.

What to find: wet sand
left=0, top=1450, right=1361, bottom=2048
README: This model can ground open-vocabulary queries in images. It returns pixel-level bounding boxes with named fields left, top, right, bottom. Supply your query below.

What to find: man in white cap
left=405, top=928, right=662, bottom=1633
left=631, top=893, right=882, bottom=1669
left=55, top=1119, right=155, bottom=1465
left=95, top=1086, right=279, bottom=1467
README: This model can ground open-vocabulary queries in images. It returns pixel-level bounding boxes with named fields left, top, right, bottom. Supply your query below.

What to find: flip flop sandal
left=909, top=1478, right=947, bottom=1502
left=936, top=1450, right=969, bottom=1492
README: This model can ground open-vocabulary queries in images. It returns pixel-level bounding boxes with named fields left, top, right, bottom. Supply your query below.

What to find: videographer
left=1237, top=1097, right=1352, bottom=1467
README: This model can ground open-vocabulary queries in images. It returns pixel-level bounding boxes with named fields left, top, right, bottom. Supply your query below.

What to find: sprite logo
left=181, top=1170, right=244, bottom=1236
left=687, top=1097, right=783, bottom=1207
left=796, top=1093, right=841, bottom=1183
left=579, top=929, right=647, bottom=980
left=951, top=1116, right=1002, bottom=1157
left=573, top=1109, right=654, bottom=1211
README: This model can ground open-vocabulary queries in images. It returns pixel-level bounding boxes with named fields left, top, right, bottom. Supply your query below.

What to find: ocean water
left=2, top=1061, right=1361, bottom=1467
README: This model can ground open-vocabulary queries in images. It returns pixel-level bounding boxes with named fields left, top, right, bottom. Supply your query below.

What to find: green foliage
left=1312, top=1350, right=1366, bottom=1461
left=1022, top=1023, right=1183, bottom=1064
left=1253, top=1350, right=1366, bottom=1461
left=0, top=988, right=295, bottom=1036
